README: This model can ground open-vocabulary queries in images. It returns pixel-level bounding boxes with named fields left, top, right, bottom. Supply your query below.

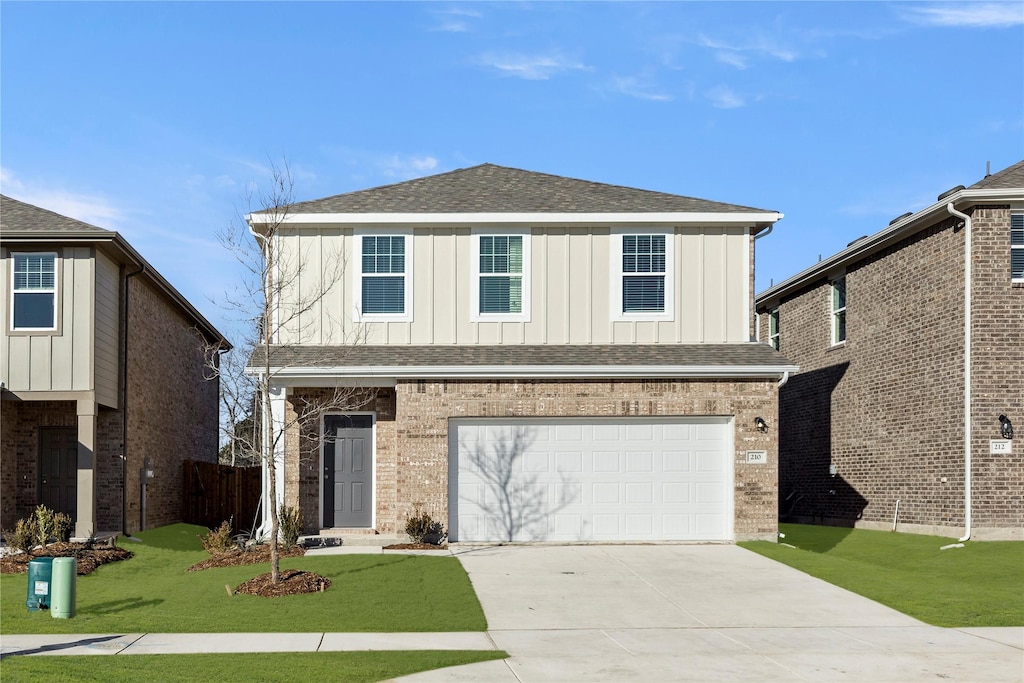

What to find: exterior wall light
left=999, top=414, right=1014, bottom=440
left=754, top=416, right=768, bottom=433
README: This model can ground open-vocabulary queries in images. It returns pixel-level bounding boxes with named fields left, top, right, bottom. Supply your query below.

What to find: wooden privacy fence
left=182, top=460, right=261, bottom=533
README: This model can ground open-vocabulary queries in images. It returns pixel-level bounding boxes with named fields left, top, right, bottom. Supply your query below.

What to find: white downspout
left=946, top=203, right=972, bottom=546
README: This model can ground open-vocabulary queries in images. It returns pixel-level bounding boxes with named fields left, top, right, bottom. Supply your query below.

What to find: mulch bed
left=234, top=568, right=331, bottom=597
left=0, top=543, right=134, bottom=576
left=185, top=544, right=306, bottom=572
left=383, top=542, right=449, bottom=550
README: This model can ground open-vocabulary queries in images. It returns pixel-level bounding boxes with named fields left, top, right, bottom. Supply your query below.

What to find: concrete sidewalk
left=0, top=631, right=497, bottom=658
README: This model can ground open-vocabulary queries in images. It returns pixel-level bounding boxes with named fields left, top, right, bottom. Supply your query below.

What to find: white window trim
left=470, top=228, right=531, bottom=323
left=10, top=251, right=60, bottom=333
left=1011, top=212, right=1024, bottom=284
left=352, top=228, right=413, bottom=323
left=609, top=227, right=675, bottom=322
left=830, top=275, right=846, bottom=346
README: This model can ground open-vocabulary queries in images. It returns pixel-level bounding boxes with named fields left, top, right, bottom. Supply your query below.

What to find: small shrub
left=34, top=504, right=55, bottom=547
left=53, top=512, right=73, bottom=543
left=278, top=505, right=304, bottom=550
left=4, top=517, right=38, bottom=554
left=405, top=507, right=446, bottom=545
left=200, top=519, right=236, bottom=555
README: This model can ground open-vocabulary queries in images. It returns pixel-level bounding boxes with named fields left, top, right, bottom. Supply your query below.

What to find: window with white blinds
left=355, top=234, right=412, bottom=320
left=622, top=235, right=666, bottom=312
left=479, top=235, right=523, bottom=314
left=1012, top=213, right=1023, bottom=282
left=12, top=253, right=57, bottom=330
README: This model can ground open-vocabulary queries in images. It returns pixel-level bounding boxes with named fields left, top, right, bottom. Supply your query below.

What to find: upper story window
left=611, top=229, right=674, bottom=321
left=354, top=232, right=412, bottom=321
left=1012, top=213, right=1023, bottom=282
left=471, top=231, right=531, bottom=321
left=11, top=253, right=57, bottom=331
left=768, top=308, right=780, bottom=350
left=831, top=276, right=847, bottom=345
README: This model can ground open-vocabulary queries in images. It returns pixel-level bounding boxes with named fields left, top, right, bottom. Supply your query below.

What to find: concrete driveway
left=397, top=544, right=1024, bottom=682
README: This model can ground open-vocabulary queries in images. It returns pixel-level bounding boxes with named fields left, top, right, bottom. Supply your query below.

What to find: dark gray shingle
left=969, top=160, right=1024, bottom=190
left=1, top=195, right=113, bottom=235
left=275, top=164, right=772, bottom=215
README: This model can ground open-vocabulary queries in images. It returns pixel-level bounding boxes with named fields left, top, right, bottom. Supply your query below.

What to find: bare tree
left=205, top=160, right=368, bottom=584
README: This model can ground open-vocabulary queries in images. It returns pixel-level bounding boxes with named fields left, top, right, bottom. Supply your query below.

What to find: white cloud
left=607, top=75, right=673, bottom=102
left=377, top=155, right=440, bottom=180
left=435, top=20, right=470, bottom=33
left=430, top=7, right=482, bottom=32
left=706, top=85, right=746, bottom=109
left=0, top=168, right=124, bottom=228
left=475, top=52, right=589, bottom=80
left=696, top=33, right=799, bottom=63
left=902, top=3, right=1024, bottom=28
left=715, top=51, right=749, bottom=70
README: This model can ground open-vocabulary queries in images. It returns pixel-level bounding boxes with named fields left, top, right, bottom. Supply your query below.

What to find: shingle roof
left=251, top=343, right=795, bottom=374
left=279, top=164, right=772, bottom=215
left=0, top=195, right=113, bottom=235
left=969, top=160, right=1024, bottom=190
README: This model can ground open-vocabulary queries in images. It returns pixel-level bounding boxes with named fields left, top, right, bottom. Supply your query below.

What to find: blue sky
left=2, top=1, right=1022, bottom=340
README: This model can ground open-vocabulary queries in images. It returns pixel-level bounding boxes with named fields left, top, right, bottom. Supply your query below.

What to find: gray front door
left=39, top=427, right=77, bottom=520
left=323, top=415, right=373, bottom=528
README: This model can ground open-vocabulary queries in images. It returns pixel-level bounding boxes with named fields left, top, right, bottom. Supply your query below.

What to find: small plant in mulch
left=198, top=519, right=237, bottom=555
left=233, top=569, right=331, bottom=597
left=385, top=506, right=448, bottom=550
left=0, top=505, right=131, bottom=575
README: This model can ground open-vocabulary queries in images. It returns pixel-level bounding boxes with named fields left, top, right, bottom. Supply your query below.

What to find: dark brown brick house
left=756, top=161, right=1023, bottom=540
left=1, top=195, right=229, bottom=538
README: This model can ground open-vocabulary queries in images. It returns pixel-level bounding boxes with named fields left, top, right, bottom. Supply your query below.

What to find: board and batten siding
left=1, top=247, right=97, bottom=393
left=274, top=225, right=752, bottom=346
left=93, top=252, right=121, bottom=408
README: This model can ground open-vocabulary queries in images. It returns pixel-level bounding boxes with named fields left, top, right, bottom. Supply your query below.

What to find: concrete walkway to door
left=396, top=544, right=1024, bottom=682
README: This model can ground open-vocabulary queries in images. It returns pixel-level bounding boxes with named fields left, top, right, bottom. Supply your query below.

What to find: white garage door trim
left=448, top=416, right=734, bottom=543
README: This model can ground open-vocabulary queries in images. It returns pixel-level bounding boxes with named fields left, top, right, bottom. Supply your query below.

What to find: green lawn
left=740, top=523, right=1024, bottom=627
left=1, top=524, right=487, bottom=634
left=0, top=651, right=508, bottom=683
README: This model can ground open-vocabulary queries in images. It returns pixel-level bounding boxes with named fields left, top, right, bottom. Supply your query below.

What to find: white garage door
left=449, top=417, right=733, bottom=543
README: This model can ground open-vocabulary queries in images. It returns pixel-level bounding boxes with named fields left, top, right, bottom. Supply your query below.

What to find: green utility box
left=26, top=557, right=54, bottom=611
left=50, top=557, right=77, bottom=619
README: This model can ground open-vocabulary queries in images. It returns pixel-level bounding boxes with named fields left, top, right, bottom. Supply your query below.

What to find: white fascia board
left=249, top=211, right=783, bottom=227
left=264, top=364, right=800, bottom=383
left=756, top=187, right=1024, bottom=305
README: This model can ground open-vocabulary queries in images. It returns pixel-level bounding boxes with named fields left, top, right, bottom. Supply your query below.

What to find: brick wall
left=289, top=378, right=779, bottom=541
left=0, top=401, right=77, bottom=529
left=759, top=208, right=1022, bottom=538
left=125, top=276, right=220, bottom=532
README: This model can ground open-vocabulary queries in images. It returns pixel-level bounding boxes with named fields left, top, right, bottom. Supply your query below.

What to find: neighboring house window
left=769, top=308, right=780, bottom=350
left=471, top=231, right=531, bottom=321
left=1012, top=213, right=1023, bottom=282
left=354, top=231, right=413, bottom=321
left=11, top=253, right=57, bottom=330
left=831, top=276, right=847, bottom=345
left=610, top=229, right=674, bottom=321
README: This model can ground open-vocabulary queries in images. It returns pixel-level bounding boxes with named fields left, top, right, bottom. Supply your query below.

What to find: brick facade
left=286, top=378, right=780, bottom=541
left=124, top=276, right=220, bottom=532
left=758, top=207, right=1023, bottom=539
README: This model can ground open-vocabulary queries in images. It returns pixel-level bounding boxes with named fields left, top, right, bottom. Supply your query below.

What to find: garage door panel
left=452, top=418, right=732, bottom=542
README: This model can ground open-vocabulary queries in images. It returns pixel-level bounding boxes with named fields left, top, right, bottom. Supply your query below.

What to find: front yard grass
left=0, top=651, right=508, bottom=683
left=740, top=523, right=1024, bottom=627
left=0, top=524, right=487, bottom=634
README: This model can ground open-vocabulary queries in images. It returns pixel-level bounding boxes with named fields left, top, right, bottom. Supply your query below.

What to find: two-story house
left=755, top=160, right=1023, bottom=541
left=249, top=164, right=796, bottom=543
left=1, top=195, right=228, bottom=539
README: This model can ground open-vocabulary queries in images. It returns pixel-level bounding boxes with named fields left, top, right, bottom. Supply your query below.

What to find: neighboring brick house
left=249, top=164, right=796, bottom=543
left=755, top=161, right=1023, bottom=541
left=0, top=195, right=229, bottom=538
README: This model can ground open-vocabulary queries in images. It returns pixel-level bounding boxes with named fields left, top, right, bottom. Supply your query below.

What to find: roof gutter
left=251, top=363, right=800, bottom=383
left=247, top=211, right=784, bottom=228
